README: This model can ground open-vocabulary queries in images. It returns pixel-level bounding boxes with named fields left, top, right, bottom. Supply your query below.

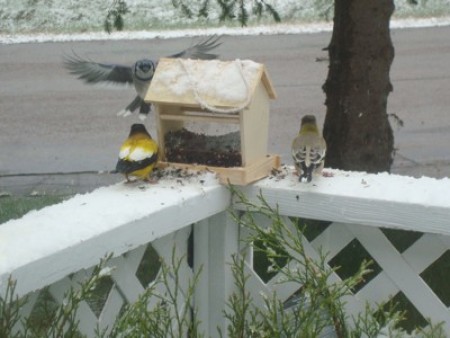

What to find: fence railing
left=1, top=166, right=450, bottom=336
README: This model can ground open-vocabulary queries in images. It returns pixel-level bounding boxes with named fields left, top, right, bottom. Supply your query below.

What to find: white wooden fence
left=1, top=166, right=450, bottom=336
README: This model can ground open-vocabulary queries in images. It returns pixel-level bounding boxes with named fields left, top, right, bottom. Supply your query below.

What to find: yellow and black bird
left=116, top=123, right=158, bottom=182
left=291, top=115, right=327, bottom=183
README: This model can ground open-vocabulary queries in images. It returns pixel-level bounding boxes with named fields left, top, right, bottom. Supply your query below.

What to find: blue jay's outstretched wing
left=63, top=35, right=222, bottom=118
left=63, top=52, right=134, bottom=84
left=169, top=35, right=221, bottom=60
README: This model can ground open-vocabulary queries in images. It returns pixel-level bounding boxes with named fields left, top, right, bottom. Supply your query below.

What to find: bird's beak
left=140, top=64, right=153, bottom=73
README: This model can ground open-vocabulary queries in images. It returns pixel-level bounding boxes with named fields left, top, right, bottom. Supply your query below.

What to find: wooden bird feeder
left=144, top=58, right=280, bottom=185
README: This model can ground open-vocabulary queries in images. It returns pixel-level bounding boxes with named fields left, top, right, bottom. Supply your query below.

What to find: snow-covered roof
left=145, top=58, right=276, bottom=110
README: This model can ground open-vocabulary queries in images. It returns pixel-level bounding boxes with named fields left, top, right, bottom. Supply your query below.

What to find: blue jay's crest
left=63, top=35, right=221, bottom=118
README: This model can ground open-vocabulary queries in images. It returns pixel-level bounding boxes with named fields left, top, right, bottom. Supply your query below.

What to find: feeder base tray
left=157, top=154, right=280, bottom=186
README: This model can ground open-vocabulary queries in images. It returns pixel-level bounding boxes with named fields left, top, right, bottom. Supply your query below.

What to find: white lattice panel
left=11, top=228, right=194, bottom=337
left=237, top=212, right=450, bottom=334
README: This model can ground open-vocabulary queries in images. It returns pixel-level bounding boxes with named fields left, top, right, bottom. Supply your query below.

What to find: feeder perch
left=145, top=58, right=280, bottom=185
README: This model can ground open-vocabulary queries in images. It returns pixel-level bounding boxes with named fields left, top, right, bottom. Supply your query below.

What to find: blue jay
left=64, top=35, right=221, bottom=118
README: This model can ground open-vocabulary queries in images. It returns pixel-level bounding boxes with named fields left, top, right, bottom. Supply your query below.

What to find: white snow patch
left=2, top=167, right=450, bottom=278
left=260, top=166, right=450, bottom=209
left=1, top=17, right=450, bottom=45
left=152, top=59, right=261, bottom=108
left=2, top=0, right=450, bottom=37
left=99, top=266, right=115, bottom=277
left=0, top=170, right=220, bottom=275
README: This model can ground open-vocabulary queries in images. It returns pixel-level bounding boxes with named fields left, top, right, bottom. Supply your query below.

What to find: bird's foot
left=117, top=109, right=133, bottom=117
left=144, top=177, right=159, bottom=184
left=123, top=175, right=137, bottom=184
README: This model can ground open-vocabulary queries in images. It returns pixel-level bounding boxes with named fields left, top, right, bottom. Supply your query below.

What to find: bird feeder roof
left=145, top=58, right=276, bottom=112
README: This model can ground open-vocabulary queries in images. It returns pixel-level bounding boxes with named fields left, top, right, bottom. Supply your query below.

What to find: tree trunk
left=322, top=0, right=395, bottom=172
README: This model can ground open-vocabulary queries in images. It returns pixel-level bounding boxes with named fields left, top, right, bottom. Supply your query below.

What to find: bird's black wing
left=116, top=153, right=158, bottom=174
left=169, top=35, right=221, bottom=60
left=63, top=52, right=133, bottom=84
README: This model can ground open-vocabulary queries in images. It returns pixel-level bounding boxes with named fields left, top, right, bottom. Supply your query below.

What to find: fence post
left=194, top=211, right=240, bottom=337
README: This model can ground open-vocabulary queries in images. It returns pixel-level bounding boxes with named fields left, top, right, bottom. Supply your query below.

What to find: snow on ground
left=1, top=0, right=450, bottom=44
left=1, top=0, right=449, bottom=35
left=2, top=17, right=450, bottom=44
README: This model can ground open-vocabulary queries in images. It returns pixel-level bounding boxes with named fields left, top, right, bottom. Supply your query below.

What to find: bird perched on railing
left=116, top=123, right=158, bottom=183
left=291, top=115, right=327, bottom=183
left=63, top=35, right=221, bottom=119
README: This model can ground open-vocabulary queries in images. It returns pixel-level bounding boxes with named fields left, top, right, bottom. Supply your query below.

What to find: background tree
left=106, top=0, right=397, bottom=173
left=322, top=0, right=395, bottom=172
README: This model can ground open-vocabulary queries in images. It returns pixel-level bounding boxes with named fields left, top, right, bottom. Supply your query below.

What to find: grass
left=0, top=195, right=67, bottom=224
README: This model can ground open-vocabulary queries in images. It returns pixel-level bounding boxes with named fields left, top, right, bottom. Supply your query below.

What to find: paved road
left=1, top=26, right=450, bottom=194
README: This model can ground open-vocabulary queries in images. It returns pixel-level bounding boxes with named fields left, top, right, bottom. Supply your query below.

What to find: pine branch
left=237, top=0, right=249, bottom=26
left=104, top=0, right=129, bottom=33
left=263, top=2, right=281, bottom=23
left=198, top=0, right=210, bottom=18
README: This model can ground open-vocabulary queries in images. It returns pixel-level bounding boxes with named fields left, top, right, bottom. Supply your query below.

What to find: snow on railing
left=1, top=166, right=450, bottom=336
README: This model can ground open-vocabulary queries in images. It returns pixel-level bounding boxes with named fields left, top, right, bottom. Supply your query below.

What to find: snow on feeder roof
left=145, top=58, right=276, bottom=111
left=144, top=58, right=280, bottom=186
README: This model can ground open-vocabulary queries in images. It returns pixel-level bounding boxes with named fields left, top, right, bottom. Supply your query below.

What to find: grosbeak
left=291, top=115, right=326, bottom=183
left=116, top=124, right=158, bottom=182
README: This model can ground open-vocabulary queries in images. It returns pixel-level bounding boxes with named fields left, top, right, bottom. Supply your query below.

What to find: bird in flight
left=64, top=35, right=221, bottom=119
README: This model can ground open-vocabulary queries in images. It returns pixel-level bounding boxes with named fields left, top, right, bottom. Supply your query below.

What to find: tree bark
left=322, top=0, right=395, bottom=172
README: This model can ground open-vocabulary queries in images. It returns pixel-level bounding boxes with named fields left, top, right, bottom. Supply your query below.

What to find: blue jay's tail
left=117, top=96, right=151, bottom=117
left=139, top=100, right=151, bottom=116
left=126, top=96, right=142, bottom=112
